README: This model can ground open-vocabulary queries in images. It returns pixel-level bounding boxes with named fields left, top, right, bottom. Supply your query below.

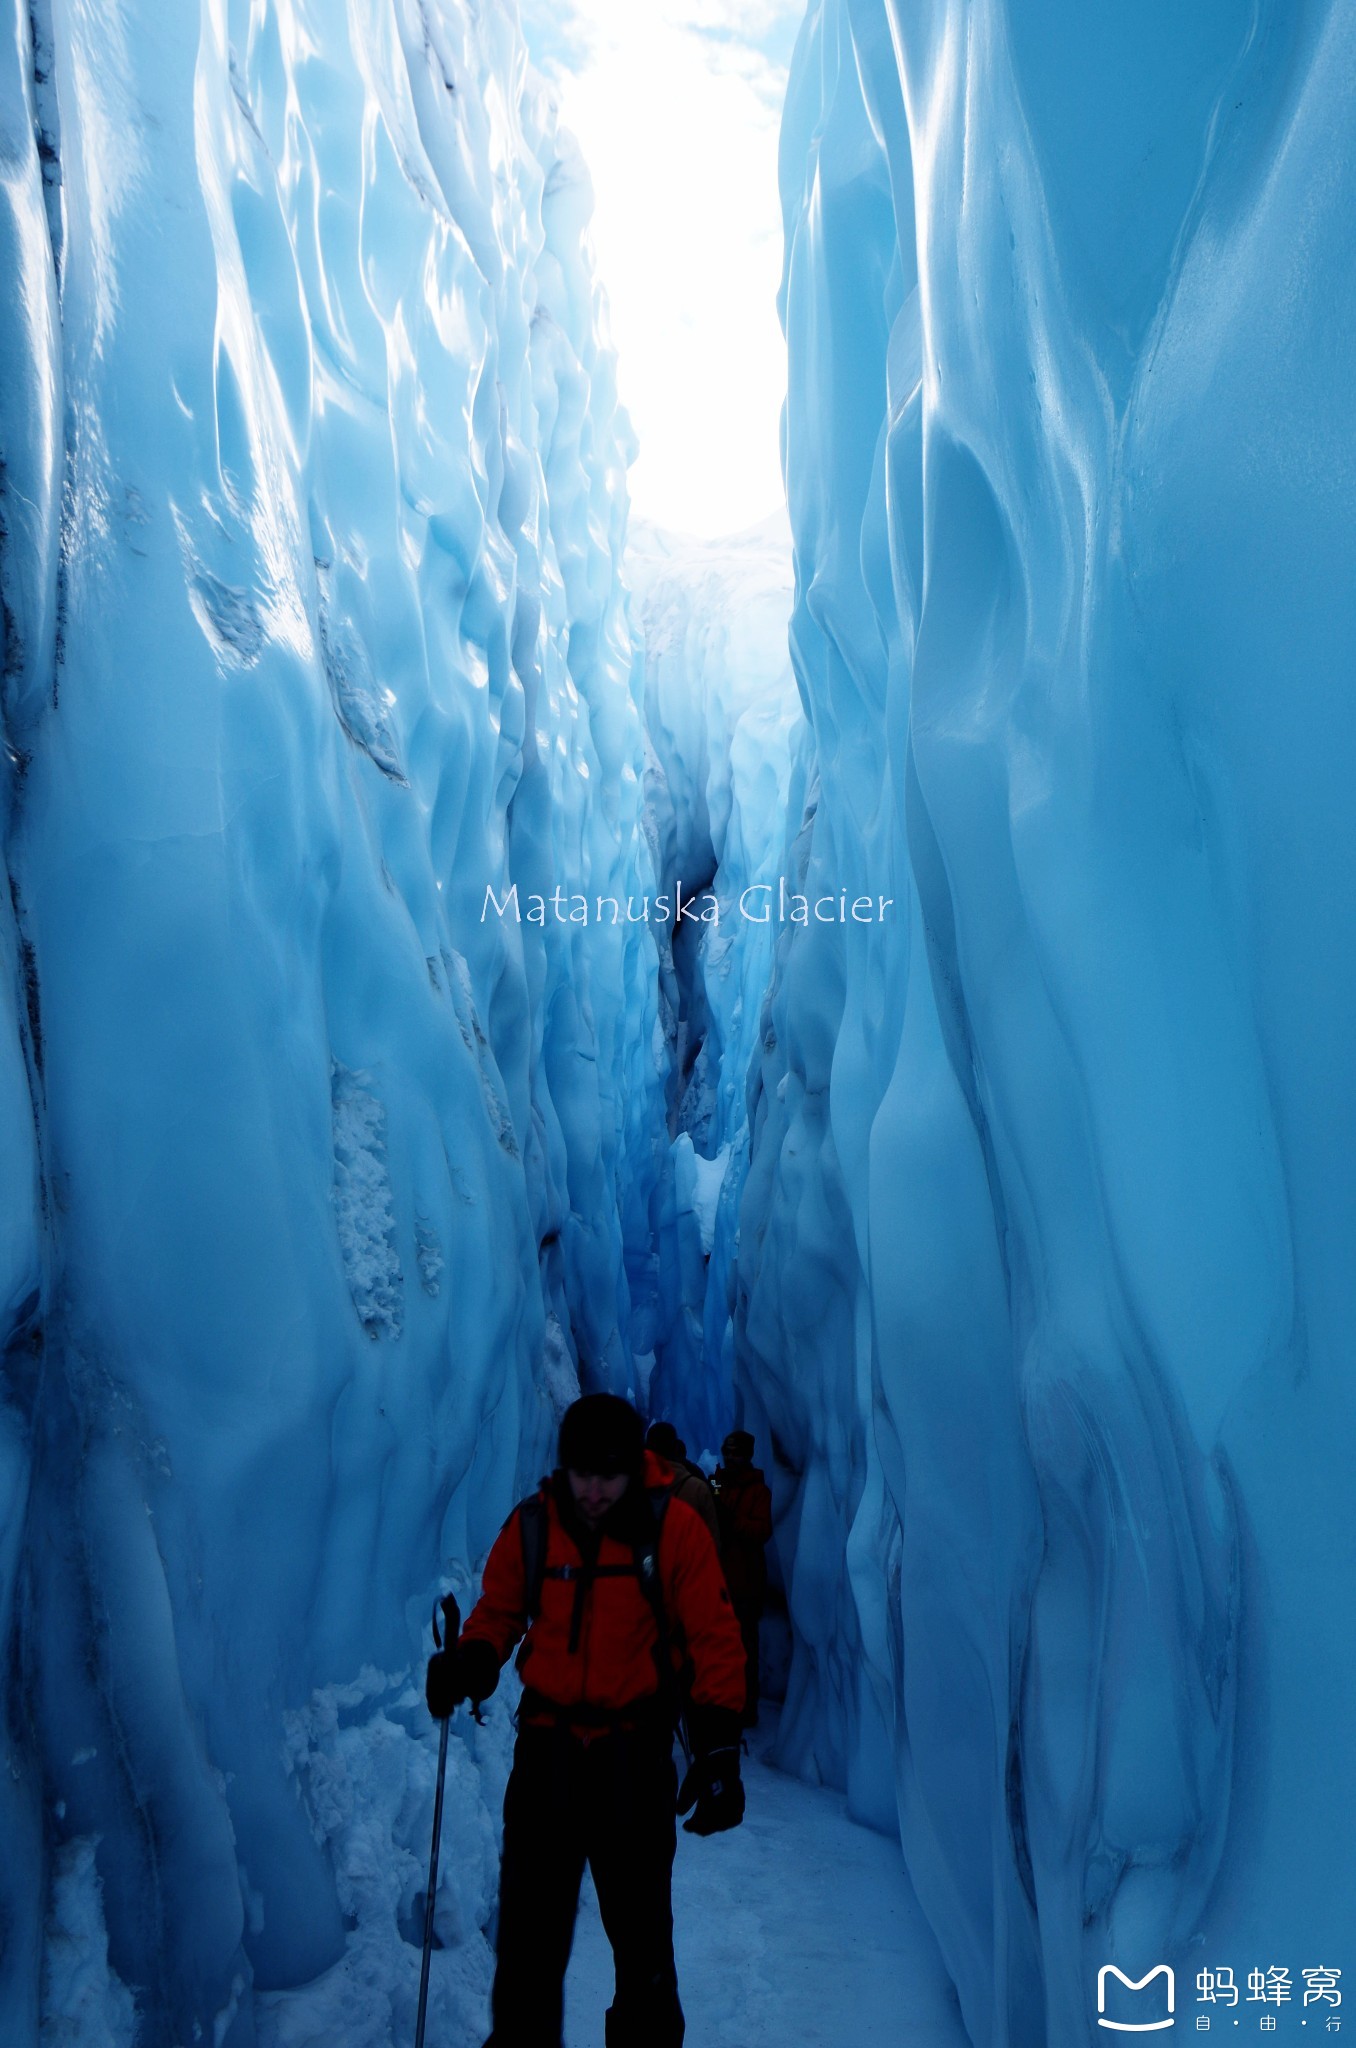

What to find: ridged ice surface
left=0, top=2, right=664, bottom=2039
left=627, top=516, right=804, bottom=1458
left=5, top=0, right=1353, bottom=2041
left=742, top=0, right=1356, bottom=2039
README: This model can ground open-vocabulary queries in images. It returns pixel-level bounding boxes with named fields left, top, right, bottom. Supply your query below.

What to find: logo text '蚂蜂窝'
left=1097, top=1964, right=1343, bottom=2033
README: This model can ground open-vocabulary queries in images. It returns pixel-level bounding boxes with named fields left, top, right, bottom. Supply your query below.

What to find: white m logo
left=1097, top=1964, right=1176, bottom=2032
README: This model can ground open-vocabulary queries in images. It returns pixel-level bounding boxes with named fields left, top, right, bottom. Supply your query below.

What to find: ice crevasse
left=1, top=0, right=1355, bottom=2043
left=627, top=515, right=804, bottom=1464
left=0, top=0, right=670, bottom=2040
left=738, top=0, right=1356, bottom=2042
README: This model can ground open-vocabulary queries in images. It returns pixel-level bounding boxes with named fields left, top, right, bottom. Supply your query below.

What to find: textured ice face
left=5, top=0, right=1352, bottom=2037
left=746, top=0, right=1356, bottom=2039
left=627, top=516, right=804, bottom=1459
left=0, top=0, right=665, bottom=2038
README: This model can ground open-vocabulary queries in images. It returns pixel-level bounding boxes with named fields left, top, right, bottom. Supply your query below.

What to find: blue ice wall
left=0, top=1, right=665, bottom=2039
left=626, top=518, right=804, bottom=1459
left=746, top=0, right=1356, bottom=2040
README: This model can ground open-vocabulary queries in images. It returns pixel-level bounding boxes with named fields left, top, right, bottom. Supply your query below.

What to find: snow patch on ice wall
left=331, top=1065, right=405, bottom=1343
left=40, top=1837, right=139, bottom=2048
left=255, top=1666, right=518, bottom=2048
left=749, top=0, right=1356, bottom=2041
left=0, top=0, right=665, bottom=2039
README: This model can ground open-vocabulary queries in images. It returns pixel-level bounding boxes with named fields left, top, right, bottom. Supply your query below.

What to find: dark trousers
left=734, top=1600, right=761, bottom=1724
left=484, top=1721, right=684, bottom=2048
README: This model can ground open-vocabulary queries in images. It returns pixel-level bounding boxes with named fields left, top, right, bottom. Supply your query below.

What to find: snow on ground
left=565, top=1710, right=968, bottom=2048
left=248, top=1688, right=965, bottom=2048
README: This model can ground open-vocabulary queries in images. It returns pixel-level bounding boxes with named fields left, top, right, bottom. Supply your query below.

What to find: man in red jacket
left=426, top=1393, right=746, bottom=2048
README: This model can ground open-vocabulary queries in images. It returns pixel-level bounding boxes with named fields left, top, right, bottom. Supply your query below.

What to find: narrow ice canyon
left=2, top=1, right=1353, bottom=2045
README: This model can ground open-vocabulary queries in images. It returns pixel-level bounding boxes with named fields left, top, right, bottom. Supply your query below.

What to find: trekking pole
left=414, top=1592, right=461, bottom=2048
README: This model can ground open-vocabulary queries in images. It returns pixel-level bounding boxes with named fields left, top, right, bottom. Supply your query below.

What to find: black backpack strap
left=518, top=1486, right=551, bottom=1621
left=637, top=1486, right=695, bottom=1707
left=518, top=1480, right=690, bottom=1710
left=635, top=1486, right=670, bottom=1630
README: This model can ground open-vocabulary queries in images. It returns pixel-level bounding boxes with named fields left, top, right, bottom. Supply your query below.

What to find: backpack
left=517, top=1480, right=687, bottom=1704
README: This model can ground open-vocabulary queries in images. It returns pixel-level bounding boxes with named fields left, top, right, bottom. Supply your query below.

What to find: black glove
left=425, top=1636, right=500, bottom=1720
left=677, top=1705, right=745, bottom=1836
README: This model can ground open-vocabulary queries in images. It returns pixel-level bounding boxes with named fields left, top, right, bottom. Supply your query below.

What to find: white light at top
left=519, top=0, right=803, bottom=540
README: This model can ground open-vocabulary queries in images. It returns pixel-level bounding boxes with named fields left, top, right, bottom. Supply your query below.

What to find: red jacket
left=461, top=1452, right=746, bottom=1718
left=713, top=1463, right=773, bottom=1606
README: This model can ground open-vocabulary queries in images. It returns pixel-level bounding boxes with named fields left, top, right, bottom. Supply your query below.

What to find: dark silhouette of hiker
left=712, top=1430, right=773, bottom=1728
left=644, top=1420, right=721, bottom=1550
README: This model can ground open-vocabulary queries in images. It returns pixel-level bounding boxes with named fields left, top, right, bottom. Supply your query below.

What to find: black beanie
left=645, top=1421, right=683, bottom=1460
left=722, top=1429, right=755, bottom=1461
left=558, top=1394, right=645, bottom=1477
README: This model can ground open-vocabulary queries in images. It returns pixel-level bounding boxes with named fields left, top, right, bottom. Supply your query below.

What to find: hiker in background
left=644, top=1420, right=721, bottom=1550
left=426, top=1393, right=746, bottom=2048
left=712, top=1430, right=773, bottom=1728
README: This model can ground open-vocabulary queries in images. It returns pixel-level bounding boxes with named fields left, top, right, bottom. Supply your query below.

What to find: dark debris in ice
left=316, top=563, right=407, bottom=784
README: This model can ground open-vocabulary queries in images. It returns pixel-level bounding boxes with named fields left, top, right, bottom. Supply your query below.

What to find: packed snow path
left=564, top=1713, right=968, bottom=2048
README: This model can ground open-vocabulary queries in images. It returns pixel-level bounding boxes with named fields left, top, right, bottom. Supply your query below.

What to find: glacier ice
left=0, top=0, right=668, bottom=2038
left=2, top=0, right=1353, bottom=2039
left=628, top=517, right=804, bottom=1462
left=734, top=0, right=1356, bottom=2041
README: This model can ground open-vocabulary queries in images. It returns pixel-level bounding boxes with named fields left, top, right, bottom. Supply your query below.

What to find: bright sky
left=519, top=0, right=803, bottom=540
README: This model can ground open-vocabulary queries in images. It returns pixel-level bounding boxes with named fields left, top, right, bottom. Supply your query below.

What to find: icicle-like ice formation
left=746, top=0, right=1356, bottom=2040
left=0, top=1, right=665, bottom=2039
